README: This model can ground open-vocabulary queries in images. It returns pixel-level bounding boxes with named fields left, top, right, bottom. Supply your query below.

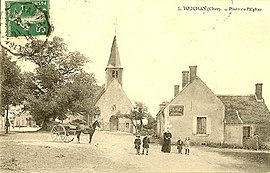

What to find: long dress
left=161, top=132, right=172, bottom=153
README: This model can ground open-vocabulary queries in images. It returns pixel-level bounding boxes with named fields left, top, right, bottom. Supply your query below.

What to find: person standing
left=254, top=134, right=260, bottom=151
left=161, top=130, right=172, bottom=153
left=75, top=124, right=82, bottom=143
left=142, top=134, right=150, bottom=155
left=176, top=137, right=184, bottom=154
left=5, top=118, right=10, bottom=134
left=134, top=135, right=141, bottom=155
left=184, top=137, right=191, bottom=155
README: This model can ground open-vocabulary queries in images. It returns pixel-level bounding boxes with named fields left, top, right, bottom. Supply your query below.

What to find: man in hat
left=142, top=134, right=150, bottom=155
left=134, top=135, right=141, bottom=155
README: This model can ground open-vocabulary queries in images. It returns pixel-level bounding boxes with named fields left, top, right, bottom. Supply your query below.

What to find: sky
left=16, top=0, right=270, bottom=116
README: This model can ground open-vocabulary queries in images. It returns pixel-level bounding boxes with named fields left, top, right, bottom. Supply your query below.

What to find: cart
left=50, top=124, right=78, bottom=143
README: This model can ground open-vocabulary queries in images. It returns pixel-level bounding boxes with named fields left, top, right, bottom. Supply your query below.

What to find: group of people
left=161, top=131, right=191, bottom=154
left=176, top=137, right=191, bottom=155
left=134, top=134, right=150, bottom=155
left=134, top=131, right=191, bottom=155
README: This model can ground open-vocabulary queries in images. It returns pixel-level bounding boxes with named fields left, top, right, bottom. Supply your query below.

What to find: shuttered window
left=197, top=117, right=207, bottom=134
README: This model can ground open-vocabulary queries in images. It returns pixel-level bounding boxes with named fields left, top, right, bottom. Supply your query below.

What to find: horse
left=76, top=120, right=101, bottom=144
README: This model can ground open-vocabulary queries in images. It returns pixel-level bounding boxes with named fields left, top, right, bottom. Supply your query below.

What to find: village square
left=1, top=32, right=270, bottom=172
left=1, top=0, right=270, bottom=173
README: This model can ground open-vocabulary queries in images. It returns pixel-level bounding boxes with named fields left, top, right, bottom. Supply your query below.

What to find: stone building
left=14, top=111, right=36, bottom=127
left=95, top=35, right=134, bottom=133
left=156, top=66, right=270, bottom=146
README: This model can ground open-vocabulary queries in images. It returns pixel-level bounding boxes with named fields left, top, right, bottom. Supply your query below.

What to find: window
left=126, top=122, right=129, bottom=128
left=112, top=105, right=116, bottom=111
left=197, top=117, right=207, bottom=134
left=243, top=126, right=251, bottom=138
left=112, top=70, right=118, bottom=78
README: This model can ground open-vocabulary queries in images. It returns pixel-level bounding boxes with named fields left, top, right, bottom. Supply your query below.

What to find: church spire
left=107, top=35, right=121, bottom=68
left=105, top=35, right=123, bottom=89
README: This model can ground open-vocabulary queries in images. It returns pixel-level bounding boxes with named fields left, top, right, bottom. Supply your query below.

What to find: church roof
left=94, top=84, right=106, bottom=105
left=107, top=35, right=121, bottom=68
left=217, top=95, right=270, bottom=124
left=95, top=79, right=134, bottom=110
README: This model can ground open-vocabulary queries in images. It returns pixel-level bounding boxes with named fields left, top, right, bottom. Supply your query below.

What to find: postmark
left=0, top=0, right=52, bottom=55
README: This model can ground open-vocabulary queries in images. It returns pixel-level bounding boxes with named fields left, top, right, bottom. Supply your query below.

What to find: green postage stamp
left=6, top=0, right=50, bottom=37
left=0, top=0, right=51, bottom=54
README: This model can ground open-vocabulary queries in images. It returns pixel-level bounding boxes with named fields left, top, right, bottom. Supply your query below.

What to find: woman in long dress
left=161, top=131, right=172, bottom=153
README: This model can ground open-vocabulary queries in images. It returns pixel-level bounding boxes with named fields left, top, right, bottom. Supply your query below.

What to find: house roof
left=107, top=35, right=121, bottom=68
left=217, top=95, right=270, bottom=124
left=94, top=84, right=106, bottom=105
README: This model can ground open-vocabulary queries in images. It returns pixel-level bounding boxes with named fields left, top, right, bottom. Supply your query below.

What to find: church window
left=112, top=70, right=118, bottom=78
left=112, top=105, right=116, bottom=111
left=197, top=117, right=207, bottom=134
left=126, top=122, right=129, bottom=128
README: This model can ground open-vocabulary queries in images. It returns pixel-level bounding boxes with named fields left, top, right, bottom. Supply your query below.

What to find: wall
left=224, top=124, right=243, bottom=146
left=162, top=78, right=225, bottom=144
left=96, top=79, right=133, bottom=132
left=157, top=111, right=165, bottom=137
left=118, top=117, right=133, bottom=133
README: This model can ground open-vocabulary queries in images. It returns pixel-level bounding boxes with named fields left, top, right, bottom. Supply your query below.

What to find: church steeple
left=107, top=35, right=121, bottom=68
left=105, top=35, right=123, bottom=89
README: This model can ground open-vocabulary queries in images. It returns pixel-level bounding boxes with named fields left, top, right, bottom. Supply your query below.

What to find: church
left=95, top=35, right=134, bottom=133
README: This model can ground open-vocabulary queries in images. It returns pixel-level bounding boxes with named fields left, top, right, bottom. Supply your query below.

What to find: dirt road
left=0, top=131, right=269, bottom=173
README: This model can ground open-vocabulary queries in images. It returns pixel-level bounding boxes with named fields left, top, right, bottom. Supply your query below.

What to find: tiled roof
left=217, top=95, right=270, bottom=124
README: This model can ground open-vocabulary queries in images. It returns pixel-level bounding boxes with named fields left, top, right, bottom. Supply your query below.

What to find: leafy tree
left=123, top=101, right=151, bottom=133
left=20, top=36, right=99, bottom=130
left=0, top=48, right=24, bottom=133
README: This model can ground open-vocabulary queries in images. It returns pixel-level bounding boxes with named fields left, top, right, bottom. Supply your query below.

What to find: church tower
left=95, top=34, right=134, bottom=133
left=105, top=35, right=123, bottom=89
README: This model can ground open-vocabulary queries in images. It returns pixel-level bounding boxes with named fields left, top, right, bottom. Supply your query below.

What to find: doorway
left=109, top=115, right=118, bottom=131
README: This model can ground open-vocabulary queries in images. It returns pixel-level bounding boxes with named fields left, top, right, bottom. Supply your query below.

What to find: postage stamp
left=0, top=0, right=52, bottom=55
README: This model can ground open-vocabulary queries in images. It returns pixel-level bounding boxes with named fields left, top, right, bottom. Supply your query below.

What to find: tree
left=0, top=48, right=24, bottom=133
left=20, top=36, right=99, bottom=130
left=124, top=101, right=151, bottom=133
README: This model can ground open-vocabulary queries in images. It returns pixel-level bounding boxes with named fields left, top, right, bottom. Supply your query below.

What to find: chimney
left=255, top=83, right=263, bottom=101
left=189, top=66, right=197, bottom=83
left=182, top=71, right=189, bottom=88
left=174, top=85, right=180, bottom=97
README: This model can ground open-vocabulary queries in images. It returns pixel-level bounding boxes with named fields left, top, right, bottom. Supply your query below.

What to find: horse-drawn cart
left=50, top=124, right=78, bottom=143
left=50, top=120, right=100, bottom=143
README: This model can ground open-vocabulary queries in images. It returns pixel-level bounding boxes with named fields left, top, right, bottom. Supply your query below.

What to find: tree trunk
left=40, top=118, right=53, bottom=131
left=5, top=105, right=9, bottom=134
left=140, top=119, right=143, bottom=131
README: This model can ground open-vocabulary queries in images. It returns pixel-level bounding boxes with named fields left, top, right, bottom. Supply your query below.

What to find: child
left=142, top=134, right=150, bottom=155
left=134, top=135, right=141, bottom=155
left=176, top=137, right=184, bottom=154
left=184, top=137, right=191, bottom=155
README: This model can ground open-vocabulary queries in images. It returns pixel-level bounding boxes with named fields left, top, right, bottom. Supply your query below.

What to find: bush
left=206, top=142, right=243, bottom=149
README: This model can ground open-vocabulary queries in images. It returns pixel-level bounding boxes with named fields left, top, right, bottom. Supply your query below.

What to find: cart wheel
left=63, top=135, right=74, bottom=143
left=51, top=124, right=66, bottom=142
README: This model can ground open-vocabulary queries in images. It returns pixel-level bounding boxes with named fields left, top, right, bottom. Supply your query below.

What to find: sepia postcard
left=0, top=0, right=270, bottom=172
